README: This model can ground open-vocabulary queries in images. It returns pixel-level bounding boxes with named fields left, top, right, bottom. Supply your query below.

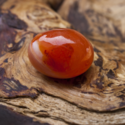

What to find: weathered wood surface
left=0, top=0, right=125, bottom=125
left=58, top=0, right=125, bottom=111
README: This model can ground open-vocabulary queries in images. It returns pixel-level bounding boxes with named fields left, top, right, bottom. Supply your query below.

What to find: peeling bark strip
left=0, top=105, right=50, bottom=125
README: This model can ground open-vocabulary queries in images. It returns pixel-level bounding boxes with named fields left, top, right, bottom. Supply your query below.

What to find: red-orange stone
left=28, top=29, right=94, bottom=79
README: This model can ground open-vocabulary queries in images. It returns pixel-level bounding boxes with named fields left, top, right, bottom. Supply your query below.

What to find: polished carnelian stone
left=28, top=29, right=94, bottom=78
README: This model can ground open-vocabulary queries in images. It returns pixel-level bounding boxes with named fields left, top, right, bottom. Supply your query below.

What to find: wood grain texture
left=58, top=0, right=125, bottom=111
left=0, top=0, right=125, bottom=125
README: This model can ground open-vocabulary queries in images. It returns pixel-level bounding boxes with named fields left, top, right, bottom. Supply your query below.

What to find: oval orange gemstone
left=28, top=29, right=94, bottom=78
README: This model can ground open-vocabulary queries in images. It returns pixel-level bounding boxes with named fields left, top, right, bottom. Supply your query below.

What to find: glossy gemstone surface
left=28, top=29, right=94, bottom=78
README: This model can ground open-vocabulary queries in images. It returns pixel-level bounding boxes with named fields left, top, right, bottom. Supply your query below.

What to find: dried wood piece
left=0, top=0, right=125, bottom=112
left=58, top=0, right=125, bottom=111
left=1, top=0, right=125, bottom=125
